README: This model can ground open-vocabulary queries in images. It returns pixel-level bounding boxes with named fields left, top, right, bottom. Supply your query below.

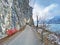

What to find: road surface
left=2, top=25, right=44, bottom=45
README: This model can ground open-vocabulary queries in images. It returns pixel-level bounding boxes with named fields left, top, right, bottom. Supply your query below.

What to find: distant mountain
left=47, top=16, right=60, bottom=24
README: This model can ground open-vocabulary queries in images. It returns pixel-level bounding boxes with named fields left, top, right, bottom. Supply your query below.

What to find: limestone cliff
left=0, top=0, right=34, bottom=33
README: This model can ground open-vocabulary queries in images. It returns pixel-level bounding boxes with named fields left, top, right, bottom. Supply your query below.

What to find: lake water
left=38, top=24, right=60, bottom=33
left=47, top=24, right=60, bottom=33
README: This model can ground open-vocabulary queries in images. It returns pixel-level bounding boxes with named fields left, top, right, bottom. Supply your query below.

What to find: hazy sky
left=30, top=0, right=60, bottom=22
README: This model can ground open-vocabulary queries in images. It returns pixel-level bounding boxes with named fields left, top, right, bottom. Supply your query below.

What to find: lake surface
left=38, top=24, right=60, bottom=33
left=47, top=24, right=60, bottom=33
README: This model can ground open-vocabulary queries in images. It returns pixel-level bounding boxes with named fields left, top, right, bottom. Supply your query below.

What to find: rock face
left=12, top=0, right=33, bottom=26
left=0, top=0, right=33, bottom=33
left=0, top=0, right=11, bottom=33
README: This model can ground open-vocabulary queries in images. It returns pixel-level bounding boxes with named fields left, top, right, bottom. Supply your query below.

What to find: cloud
left=32, top=3, right=59, bottom=22
left=43, top=4, right=58, bottom=13
left=32, top=4, right=43, bottom=21
left=43, top=4, right=58, bottom=20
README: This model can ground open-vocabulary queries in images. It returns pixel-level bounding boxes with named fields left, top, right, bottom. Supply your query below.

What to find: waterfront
left=48, top=24, right=60, bottom=33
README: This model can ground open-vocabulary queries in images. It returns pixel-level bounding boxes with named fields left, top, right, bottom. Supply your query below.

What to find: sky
left=29, top=0, right=60, bottom=25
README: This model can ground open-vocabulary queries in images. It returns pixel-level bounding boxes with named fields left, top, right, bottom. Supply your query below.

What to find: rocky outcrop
left=0, top=0, right=11, bottom=33
left=11, top=0, right=34, bottom=27
left=0, top=0, right=34, bottom=33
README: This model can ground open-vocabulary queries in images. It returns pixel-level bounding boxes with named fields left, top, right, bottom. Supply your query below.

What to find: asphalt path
left=5, top=25, right=44, bottom=45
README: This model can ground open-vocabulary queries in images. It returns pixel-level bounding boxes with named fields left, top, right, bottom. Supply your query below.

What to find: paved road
left=4, top=25, right=44, bottom=45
